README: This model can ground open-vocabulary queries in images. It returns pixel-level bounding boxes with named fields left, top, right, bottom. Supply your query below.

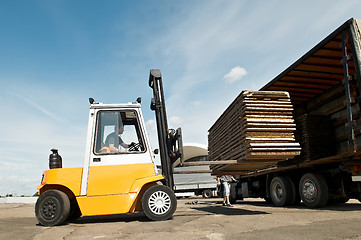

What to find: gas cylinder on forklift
left=35, top=69, right=183, bottom=226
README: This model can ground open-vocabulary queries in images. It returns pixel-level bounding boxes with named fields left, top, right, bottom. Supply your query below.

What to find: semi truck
left=35, top=69, right=183, bottom=226
left=206, top=18, right=361, bottom=208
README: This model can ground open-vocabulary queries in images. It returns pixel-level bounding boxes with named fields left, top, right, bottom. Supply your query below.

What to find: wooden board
left=208, top=90, right=301, bottom=173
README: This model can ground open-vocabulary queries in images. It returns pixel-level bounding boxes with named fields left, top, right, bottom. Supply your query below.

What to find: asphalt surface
left=1, top=198, right=361, bottom=240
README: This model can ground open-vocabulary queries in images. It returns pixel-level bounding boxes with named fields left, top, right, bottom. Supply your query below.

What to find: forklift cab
left=79, top=102, right=161, bottom=202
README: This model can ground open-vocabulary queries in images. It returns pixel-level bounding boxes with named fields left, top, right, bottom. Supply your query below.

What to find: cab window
left=94, top=110, right=145, bottom=154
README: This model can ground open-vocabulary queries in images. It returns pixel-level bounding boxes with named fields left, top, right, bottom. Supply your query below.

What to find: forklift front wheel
left=35, top=189, right=70, bottom=226
left=141, top=185, right=177, bottom=221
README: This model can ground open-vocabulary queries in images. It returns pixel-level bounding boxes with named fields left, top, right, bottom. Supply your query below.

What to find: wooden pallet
left=208, top=91, right=301, bottom=173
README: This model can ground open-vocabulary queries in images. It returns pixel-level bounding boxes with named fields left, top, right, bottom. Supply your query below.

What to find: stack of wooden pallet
left=208, top=91, right=301, bottom=173
left=294, top=114, right=336, bottom=161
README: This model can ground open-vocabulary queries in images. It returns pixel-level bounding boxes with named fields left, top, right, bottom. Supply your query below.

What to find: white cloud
left=223, top=66, right=248, bottom=84
left=191, top=101, right=201, bottom=106
left=10, top=91, right=82, bottom=132
left=169, top=116, right=183, bottom=126
left=146, top=119, right=157, bottom=132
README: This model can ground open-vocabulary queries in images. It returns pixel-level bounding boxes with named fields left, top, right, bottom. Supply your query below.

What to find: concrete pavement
left=1, top=198, right=361, bottom=240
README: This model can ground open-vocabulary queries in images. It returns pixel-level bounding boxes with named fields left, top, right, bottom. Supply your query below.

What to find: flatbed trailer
left=207, top=18, right=361, bottom=207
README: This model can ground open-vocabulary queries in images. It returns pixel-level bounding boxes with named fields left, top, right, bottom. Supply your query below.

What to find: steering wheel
left=128, top=143, right=142, bottom=152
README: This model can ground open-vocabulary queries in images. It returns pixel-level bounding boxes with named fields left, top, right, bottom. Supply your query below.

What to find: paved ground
left=1, top=198, right=361, bottom=240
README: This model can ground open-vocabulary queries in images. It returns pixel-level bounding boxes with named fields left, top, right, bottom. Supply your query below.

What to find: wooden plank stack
left=294, top=114, right=336, bottom=161
left=208, top=91, right=301, bottom=173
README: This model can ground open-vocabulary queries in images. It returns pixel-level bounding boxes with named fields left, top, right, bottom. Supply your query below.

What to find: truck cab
left=35, top=70, right=181, bottom=226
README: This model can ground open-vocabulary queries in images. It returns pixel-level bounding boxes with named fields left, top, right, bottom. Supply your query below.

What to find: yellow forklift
left=35, top=70, right=183, bottom=226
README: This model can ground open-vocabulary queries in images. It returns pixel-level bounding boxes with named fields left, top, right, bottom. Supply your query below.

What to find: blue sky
left=1, top=0, right=361, bottom=196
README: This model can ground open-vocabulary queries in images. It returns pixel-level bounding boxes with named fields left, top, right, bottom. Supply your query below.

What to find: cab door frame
left=80, top=103, right=157, bottom=197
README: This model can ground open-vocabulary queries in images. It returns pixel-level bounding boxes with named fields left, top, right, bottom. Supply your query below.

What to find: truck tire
left=141, top=185, right=177, bottom=221
left=229, top=183, right=237, bottom=204
left=270, top=176, right=293, bottom=207
left=202, top=189, right=212, bottom=198
left=299, top=173, right=328, bottom=208
left=329, top=196, right=349, bottom=204
left=286, top=176, right=300, bottom=206
left=264, top=197, right=272, bottom=204
left=35, top=190, right=70, bottom=226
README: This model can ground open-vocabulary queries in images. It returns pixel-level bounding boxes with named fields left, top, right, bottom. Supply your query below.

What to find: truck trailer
left=207, top=18, right=361, bottom=208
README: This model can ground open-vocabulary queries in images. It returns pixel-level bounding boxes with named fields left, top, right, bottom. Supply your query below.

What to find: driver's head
left=114, top=124, right=124, bottom=134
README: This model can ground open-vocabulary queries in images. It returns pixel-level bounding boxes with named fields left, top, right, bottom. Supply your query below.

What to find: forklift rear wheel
left=67, top=199, right=82, bottom=222
left=142, top=185, right=177, bottom=221
left=35, top=190, right=70, bottom=226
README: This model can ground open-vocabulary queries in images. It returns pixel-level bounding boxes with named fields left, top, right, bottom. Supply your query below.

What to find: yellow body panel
left=86, top=163, right=157, bottom=196
left=38, top=168, right=83, bottom=195
left=129, top=174, right=164, bottom=193
left=77, top=193, right=138, bottom=216
left=77, top=174, right=164, bottom=216
left=38, top=163, right=164, bottom=216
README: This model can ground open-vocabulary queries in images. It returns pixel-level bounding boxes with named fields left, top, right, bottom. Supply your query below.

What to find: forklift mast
left=149, top=69, right=183, bottom=189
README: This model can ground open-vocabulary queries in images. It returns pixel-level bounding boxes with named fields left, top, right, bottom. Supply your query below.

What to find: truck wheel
left=299, top=173, right=328, bottom=208
left=329, top=196, right=349, bottom=204
left=286, top=176, right=300, bottom=205
left=270, top=176, right=293, bottom=206
left=35, top=190, right=70, bottom=226
left=142, top=185, right=177, bottom=221
left=202, top=189, right=212, bottom=198
left=264, top=197, right=272, bottom=204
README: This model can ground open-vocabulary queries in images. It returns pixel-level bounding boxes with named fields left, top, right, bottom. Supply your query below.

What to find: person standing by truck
left=217, top=175, right=236, bottom=207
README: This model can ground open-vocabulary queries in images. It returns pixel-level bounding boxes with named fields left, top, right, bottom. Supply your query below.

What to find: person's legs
left=223, top=182, right=231, bottom=206
left=222, top=181, right=227, bottom=205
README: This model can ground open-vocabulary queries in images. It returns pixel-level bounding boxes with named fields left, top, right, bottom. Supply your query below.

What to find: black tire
left=202, top=189, right=212, bottom=198
left=299, top=173, right=328, bottom=208
left=35, top=190, right=70, bottom=226
left=270, top=176, right=293, bottom=207
left=67, top=200, right=82, bottom=222
left=329, top=196, right=349, bottom=204
left=264, top=197, right=273, bottom=204
left=141, top=185, right=177, bottom=221
left=229, top=182, right=237, bottom=204
left=286, top=176, right=300, bottom=206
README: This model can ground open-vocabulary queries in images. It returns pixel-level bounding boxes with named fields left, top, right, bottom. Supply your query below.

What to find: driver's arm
left=109, top=143, right=126, bottom=153
left=121, top=142, right=130, bottom=148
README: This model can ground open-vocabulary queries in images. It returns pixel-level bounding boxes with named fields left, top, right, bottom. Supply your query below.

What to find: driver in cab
left=103, top=124, right=135, bottom=153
